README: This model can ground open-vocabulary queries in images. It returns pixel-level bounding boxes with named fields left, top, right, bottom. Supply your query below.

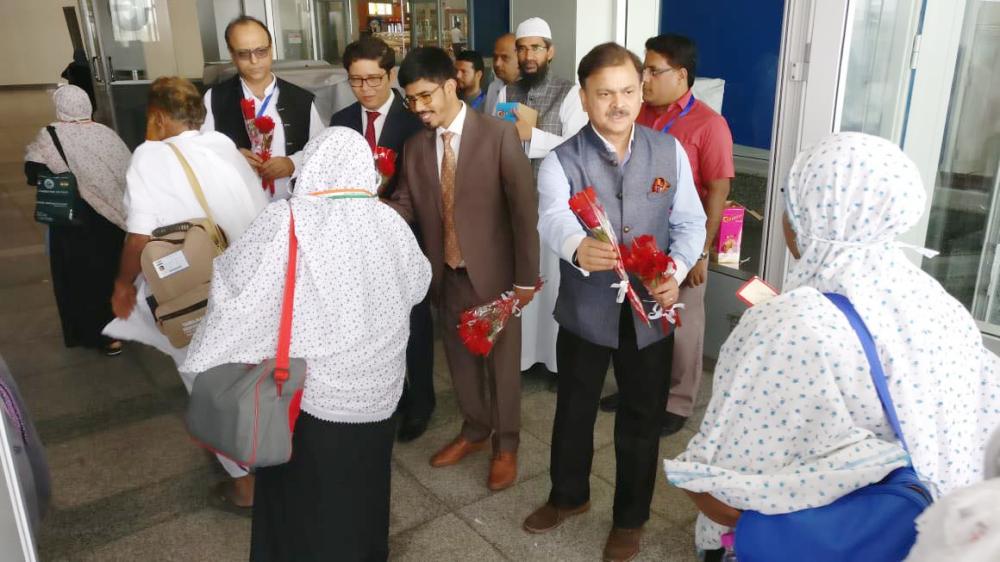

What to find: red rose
left=374, top=146, right=397, bottom=178
left=568, top=187, right=602, bottom=229
left=240, top=98, right=256, bottom=120
left=254, top=115, right=275, bottom=134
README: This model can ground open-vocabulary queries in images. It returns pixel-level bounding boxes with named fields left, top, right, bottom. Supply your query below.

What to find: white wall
left=0, top=0, right=79, bottom=86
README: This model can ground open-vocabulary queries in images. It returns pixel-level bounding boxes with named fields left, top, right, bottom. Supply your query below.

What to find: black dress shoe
left=660, top=412, right=687, bottom=437
left=397, top=416, right=430, bottom=442
left=599, top=393, right=620, bottom=413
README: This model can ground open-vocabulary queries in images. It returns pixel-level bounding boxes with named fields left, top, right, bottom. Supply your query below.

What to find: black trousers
left=548, top=304, right=674, bottom=529
left=397, top=295, right=435, bottom=420
left=251, top=413, right=395, bottom=562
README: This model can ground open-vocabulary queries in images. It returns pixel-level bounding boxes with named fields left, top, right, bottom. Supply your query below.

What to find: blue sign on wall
left=660, top=0, right=784, bottom=150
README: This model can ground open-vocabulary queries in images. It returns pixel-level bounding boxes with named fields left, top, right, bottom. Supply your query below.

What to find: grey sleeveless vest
left=552, top=124, right=681, bottom=350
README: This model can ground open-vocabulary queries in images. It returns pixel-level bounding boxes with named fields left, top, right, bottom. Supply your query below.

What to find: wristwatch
left=698, top=251, right=709, bottom=261
left=572, top=250, right=581, bottom=267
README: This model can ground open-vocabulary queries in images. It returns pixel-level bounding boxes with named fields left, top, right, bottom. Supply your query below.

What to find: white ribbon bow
left=610, top=279, right=630, bottom=304
left=649, top=302, right=685, bottom=325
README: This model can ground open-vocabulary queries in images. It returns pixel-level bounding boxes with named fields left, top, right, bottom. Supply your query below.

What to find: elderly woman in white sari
left=105, top=76, right=268, bottom=508
left=24, top=85, right=129, bottom=355
left=664, top=132, right=1000, bottom=551
left=182, top=127, right=431, bottom=561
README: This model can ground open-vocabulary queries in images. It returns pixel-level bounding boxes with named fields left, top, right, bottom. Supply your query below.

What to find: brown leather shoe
left=487, top=451, right=517, bottom=491
left=429, top=436, right=488, bottom=467
left=522, top=501, right=591, bottom=534
left=602, top=526, right=642, bottom=562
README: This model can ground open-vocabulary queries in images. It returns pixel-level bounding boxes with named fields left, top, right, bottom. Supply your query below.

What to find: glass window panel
left=922, top=1, right=1000, bottom=325
left=840, top=0, right=921, bottom=142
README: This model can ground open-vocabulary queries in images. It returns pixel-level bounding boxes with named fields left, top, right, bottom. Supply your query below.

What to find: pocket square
left=651, top=177, right=670, bottom=193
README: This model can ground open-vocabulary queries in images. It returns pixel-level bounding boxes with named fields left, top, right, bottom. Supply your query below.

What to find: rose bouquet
left=240, top=98, right=277, bottom=195
left=619, top=234, right=683, bottom=329
left=567, top=187, right=649, bottom=326
left=458, top=278, right=544, bottom=356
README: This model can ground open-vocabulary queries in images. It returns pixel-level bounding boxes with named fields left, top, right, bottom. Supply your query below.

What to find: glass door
left=76, top=0, right=116, bottom=129
left=838, top=0, right=1000, bottom=345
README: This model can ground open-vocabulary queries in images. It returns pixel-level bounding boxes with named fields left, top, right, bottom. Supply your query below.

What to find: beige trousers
left=667, top=279, right=707, bottom=417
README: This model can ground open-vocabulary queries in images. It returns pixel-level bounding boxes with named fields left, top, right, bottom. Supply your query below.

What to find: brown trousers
left=667, top=279, right=707, bottom=417
left=440, top=268, right=522, bottom=451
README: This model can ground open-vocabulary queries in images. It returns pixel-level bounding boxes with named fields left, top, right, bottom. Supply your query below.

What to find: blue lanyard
left=256, top=91, right=274, bottom=118
left=660, top=94, right=696, bottom=134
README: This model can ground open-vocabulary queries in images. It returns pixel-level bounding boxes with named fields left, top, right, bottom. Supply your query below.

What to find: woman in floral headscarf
left=183, top=126, right=431, bottom=561
left=24, top=85, right=130, bottom=355
left=663, top=132, right=1000, bottom=551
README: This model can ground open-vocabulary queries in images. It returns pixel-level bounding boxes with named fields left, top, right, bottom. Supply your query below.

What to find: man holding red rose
left=330, top=35, right=433, bottom=443
left=201, top=16, right=324, bottom=200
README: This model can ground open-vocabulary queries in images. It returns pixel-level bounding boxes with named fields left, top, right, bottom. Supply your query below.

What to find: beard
left=519, top=59, right=550, bottom=89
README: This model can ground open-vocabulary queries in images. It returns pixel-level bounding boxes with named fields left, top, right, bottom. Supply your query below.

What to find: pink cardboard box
left=716, top=205, right=745, bottom=267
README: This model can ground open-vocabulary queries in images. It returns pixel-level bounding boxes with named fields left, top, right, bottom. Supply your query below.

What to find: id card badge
left=152, top=250, right=190, bottom=279
left=495, top=102, right=518, bottom=122
left=736, top=276, right=779, bottom=307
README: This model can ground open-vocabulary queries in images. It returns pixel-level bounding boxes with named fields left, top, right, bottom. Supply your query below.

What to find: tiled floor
left=0, top=87, right=706, bottom=561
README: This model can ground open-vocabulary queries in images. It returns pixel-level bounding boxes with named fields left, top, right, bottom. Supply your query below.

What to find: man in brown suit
left=389, top=47, right=539, bottom=491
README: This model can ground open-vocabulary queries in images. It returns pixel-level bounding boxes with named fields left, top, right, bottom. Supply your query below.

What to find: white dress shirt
left=526, top=84, right=589, bottom=159
left=363, top=90, right=396, bottom=145
left=202, top=74, right=325, bottom=200
left=537, top=123, right=702, bottom=283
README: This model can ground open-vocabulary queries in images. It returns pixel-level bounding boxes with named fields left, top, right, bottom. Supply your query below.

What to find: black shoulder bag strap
left=46, top=126, right=71, bottom=169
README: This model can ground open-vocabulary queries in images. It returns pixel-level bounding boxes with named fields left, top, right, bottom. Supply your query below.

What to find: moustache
left=606, top=107, right=630, bottom=119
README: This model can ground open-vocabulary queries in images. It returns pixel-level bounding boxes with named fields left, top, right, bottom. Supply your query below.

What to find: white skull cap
left=515, top=17, right=552, bottom=40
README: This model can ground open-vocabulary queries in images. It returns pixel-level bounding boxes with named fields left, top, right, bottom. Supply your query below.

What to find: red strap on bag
left=273, top=207, right=297, bottom=392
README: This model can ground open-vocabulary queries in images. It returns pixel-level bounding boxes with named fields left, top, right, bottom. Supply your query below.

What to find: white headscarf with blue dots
left=666, top=132, right=1000, bottom=549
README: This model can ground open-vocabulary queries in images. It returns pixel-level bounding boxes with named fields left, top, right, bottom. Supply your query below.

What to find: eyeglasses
left=233, top=46, right=271, bottom=61
left=515, top=44, right=548, bottom=55
left=642, top=66, right=677, bottom=78
left=348, top=72, right=387, bottom=88
left=403, top=84, right=442, bottom=110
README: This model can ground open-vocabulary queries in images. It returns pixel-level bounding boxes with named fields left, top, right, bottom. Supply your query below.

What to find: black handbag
left=34, top=126, right=85, bottom=226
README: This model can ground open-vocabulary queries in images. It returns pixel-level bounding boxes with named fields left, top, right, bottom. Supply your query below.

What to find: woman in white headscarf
left=24, top=85, right=130, bottom=355
left=182, top=127, right=431, bottom=561
left=663, top=132, right=1000, bottom=551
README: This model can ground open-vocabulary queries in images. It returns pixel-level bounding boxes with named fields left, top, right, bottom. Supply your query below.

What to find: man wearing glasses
left=387, top=47, right=538, bottom=492
left=330, top=36, right=434, bottom=444
left=506, top=17, right=589, bottom=383
left=202, top=16, right=324, bottom=200
left=599, top=35, right=735, bottom=439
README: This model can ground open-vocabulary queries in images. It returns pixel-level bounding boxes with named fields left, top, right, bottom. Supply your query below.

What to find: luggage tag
left=153, top=250, right=191, bottom=279
left=736, top=276, right=779, bottom=307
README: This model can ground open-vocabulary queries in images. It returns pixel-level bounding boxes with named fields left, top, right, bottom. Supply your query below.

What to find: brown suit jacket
left=389, top=107, right=539, bottom=303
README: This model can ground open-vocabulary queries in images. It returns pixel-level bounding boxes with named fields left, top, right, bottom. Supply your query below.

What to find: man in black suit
left=330, top=36, right=433, bottom=442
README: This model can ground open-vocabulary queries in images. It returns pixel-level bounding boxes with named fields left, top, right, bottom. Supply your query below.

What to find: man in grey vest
left=507, top=17, right=589, bottom=378
left=522, top=43, right=705, bottom=562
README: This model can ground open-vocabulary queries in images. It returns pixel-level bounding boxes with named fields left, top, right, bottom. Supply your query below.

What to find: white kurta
left=103, top=130, right=268, bottom=367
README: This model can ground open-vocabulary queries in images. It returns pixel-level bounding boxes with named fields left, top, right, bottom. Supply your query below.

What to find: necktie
left=364, top=111, right=380, bottom=150
left=440, top=131, right=463, bottom=268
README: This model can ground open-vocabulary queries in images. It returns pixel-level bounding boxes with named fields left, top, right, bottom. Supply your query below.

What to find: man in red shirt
left=600, top=35, right=734, bottom=436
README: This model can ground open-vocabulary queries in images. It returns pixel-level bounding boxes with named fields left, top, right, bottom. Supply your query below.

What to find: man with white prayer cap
left=508, top=16, right=589, bottom=380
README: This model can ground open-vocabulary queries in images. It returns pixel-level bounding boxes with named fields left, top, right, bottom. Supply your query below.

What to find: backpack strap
left=823, top=293, right=909, bottom=452
left=46, top=126, right=70, bottom=168
left=166, top=143, right=227, bottom=251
